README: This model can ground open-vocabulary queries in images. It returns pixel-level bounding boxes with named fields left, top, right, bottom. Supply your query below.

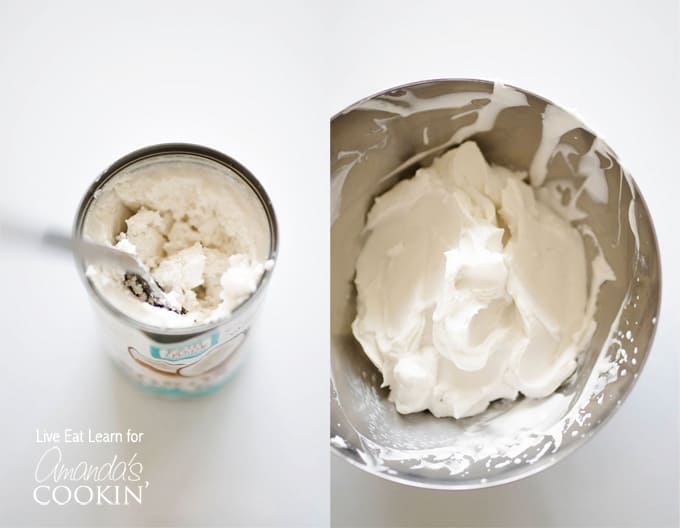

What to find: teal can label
left=150, top=332, right=219, bottom=363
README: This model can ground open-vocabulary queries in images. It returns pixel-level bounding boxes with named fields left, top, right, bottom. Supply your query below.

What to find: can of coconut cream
left=74, top=144, right=278, bottom=396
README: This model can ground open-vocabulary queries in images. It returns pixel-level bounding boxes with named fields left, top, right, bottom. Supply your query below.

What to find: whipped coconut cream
left=83, top=157, right=271, bottom=328
left=352, top=141, right=610, bottom=419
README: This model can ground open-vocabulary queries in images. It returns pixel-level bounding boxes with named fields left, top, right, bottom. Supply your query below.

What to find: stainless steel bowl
left=330, top=79, right=661, bottom=489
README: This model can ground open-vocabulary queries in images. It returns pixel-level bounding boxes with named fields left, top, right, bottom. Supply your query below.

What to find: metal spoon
left=42, top=231, right=184, bottom=314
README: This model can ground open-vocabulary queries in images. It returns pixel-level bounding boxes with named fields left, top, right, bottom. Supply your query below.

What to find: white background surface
left=329, top=1, right=679, bottom=527
left=0, top=1, right=327, bottom=527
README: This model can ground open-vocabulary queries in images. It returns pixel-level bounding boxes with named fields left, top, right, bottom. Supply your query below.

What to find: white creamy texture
left=84, top=159, right=271, bottom=328
left=352, top=141, right=605, bottom=419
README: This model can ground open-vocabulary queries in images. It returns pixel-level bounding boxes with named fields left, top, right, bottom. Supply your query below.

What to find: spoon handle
left=42, top=231, right=141, bottom=271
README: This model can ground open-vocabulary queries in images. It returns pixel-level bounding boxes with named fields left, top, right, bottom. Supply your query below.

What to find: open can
left=73, top=144, right=278, bottom=396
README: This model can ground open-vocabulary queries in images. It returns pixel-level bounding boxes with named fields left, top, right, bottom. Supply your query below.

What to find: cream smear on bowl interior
left=331, top=80, right=660, bottom=486
left=84, top=155, right=272, bottom=328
